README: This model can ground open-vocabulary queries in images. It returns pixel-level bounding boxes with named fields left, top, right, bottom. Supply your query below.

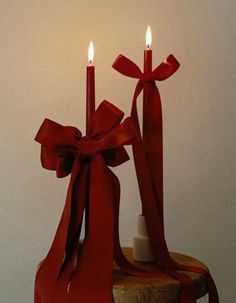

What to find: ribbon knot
left=77, top=139, right=102, bottom=156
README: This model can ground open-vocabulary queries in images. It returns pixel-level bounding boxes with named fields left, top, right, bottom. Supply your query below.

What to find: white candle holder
left=133, top=215, right=155, bottom=262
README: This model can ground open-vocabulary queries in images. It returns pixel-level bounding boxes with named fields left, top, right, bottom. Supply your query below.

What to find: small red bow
left=113, top=55, right=219, bottom=303
left=34, top=100, right=139, bottom=303
left=113, top=54, right=179, bottom=81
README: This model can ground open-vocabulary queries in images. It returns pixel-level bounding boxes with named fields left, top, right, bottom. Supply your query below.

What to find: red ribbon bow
left=113, top=54, right=179, bottom=81
left=113, top=55, right=219, bottom=303
left=34, top=100, right=140, bottom=303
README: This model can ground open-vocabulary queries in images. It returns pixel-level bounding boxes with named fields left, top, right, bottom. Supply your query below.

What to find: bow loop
left=151, top=54, right=180, bottom=81
left=91, top=100, right=124, bottom=138
left=35, top=118, right=81, bottom=149
left=100, top=117, right=139, bottom=150
left=35, top=119, right=80, bottom=177
left=112, top=55, right=142, bottom=79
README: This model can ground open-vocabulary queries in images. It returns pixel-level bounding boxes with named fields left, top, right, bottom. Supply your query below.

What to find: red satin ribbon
left=34, top=100, right=143, bottom=303
left=113, top=55, right=219, bottom=303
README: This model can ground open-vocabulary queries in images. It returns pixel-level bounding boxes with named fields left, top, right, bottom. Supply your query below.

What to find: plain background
left=0, top=1, right=235, bottom=302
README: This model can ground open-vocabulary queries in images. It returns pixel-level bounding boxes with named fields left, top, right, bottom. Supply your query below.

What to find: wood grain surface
left=112, top=248, right=207, bottom=303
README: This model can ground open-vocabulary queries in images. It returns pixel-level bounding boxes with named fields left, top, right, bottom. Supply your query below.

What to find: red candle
left=143, top=26, right=152, bottom=145
left=86, top=41, right=95, bottom=136
left=143, top=26, right=163, bottom=220
left=141, top=26, right=153, bottom=215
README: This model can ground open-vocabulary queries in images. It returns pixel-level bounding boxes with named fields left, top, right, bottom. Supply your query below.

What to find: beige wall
left=0, top=1, right=235, bottom=302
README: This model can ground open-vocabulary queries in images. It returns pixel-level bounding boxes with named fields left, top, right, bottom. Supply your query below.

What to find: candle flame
left=146, top=25, right=152, bottom=49
left=88, top=41, right=94, bottom=64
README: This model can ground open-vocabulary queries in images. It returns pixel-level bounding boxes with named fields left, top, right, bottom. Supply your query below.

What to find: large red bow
left=34, top=100, right=140, bottom=303
left=113, top=55, right=219, bottom=303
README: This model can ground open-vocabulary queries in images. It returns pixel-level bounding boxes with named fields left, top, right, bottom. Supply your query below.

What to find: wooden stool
left=113, top=248, right=207, bottom=303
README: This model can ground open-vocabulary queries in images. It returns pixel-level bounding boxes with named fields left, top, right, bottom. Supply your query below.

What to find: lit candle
left=142, top=26, right=153, bottom=215
left=86, top=41, right=95, bottom=136
left=143, top=26, right=152, bottom=152
left=133, top=26, right=155, bottom=262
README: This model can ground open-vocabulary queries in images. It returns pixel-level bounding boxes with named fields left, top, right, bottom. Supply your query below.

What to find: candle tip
left=88, top=41, right=94, bottom=65
left=145, top=25, right=152, bottom=49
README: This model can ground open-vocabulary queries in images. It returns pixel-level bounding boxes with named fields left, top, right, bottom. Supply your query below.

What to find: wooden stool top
left=113, top=248, right=207, bottom=303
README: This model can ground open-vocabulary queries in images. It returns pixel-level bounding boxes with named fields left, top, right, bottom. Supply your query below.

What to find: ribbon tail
left=34, top=289, right=41, bottom=303
left=67, top=155, right=114, bottom=303
left=174, top=263, right=219, bottom=303
left=143, top=82, right=164, bottom=224
left=111, top=169, right=167, bottom=279
left=131, top=82, right=168, bottom=267
left=131, top=82, right=200, bottom=303
left=63, top=163, right=90, bottom=268
left=207, top=274, right=219, bottom=303
left=51, top=163, right=91, bottom=303
left=131, top=81, right=164, bottom=221
left=34, top=161, right=84, bottom=303
left=112, top=169, right=139, bottom=274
